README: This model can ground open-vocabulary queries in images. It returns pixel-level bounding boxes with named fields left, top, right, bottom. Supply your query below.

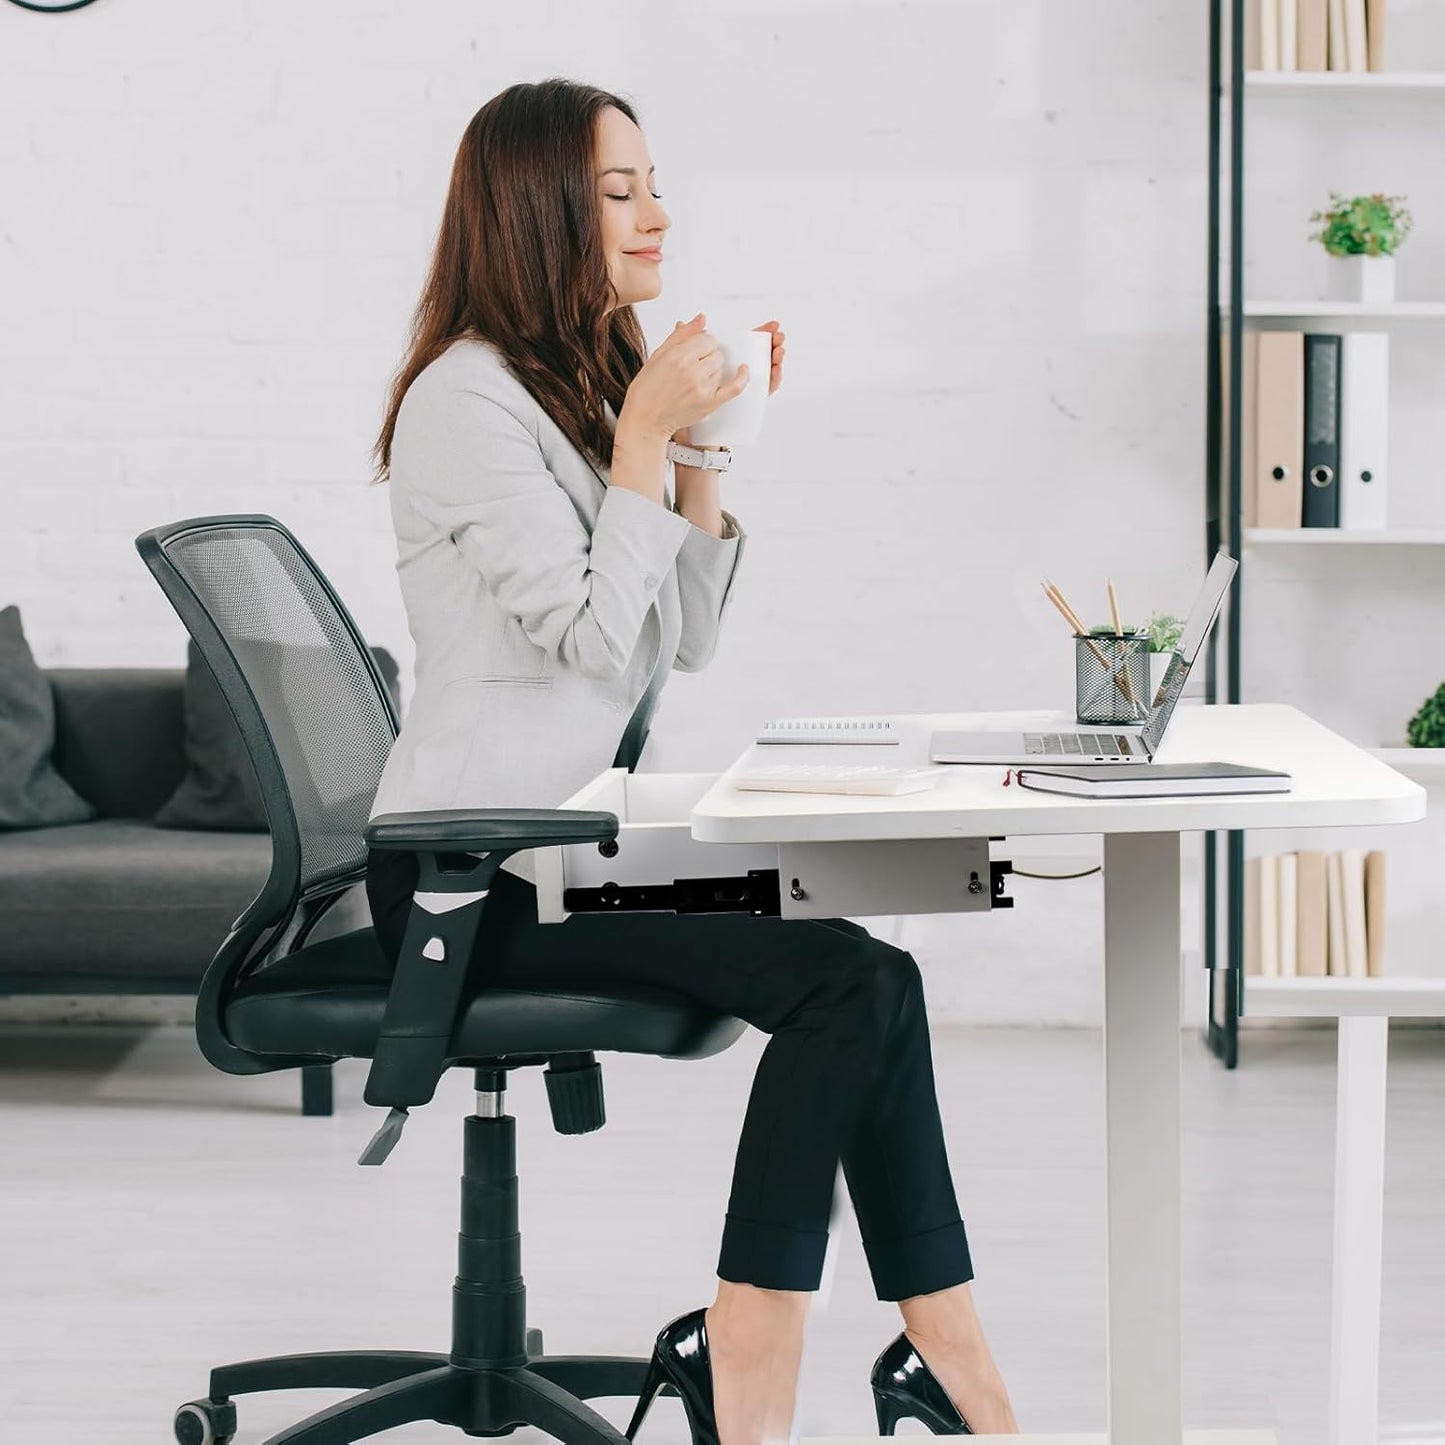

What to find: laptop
left=929, top=549, right=1238, bottom=766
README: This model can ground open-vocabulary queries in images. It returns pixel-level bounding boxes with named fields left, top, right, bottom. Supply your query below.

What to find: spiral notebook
left=756, top=717, right=899, bottom=746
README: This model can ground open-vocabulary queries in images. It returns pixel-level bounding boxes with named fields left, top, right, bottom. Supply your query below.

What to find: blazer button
left=644, top=573, right=659, bottom=588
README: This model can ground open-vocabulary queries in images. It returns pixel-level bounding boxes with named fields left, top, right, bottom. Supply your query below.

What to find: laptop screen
left=1139, top=549, right=1238, bottom=756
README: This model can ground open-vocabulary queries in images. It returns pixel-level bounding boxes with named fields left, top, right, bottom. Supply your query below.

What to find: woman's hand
left=754, top=319, right=786, bottom=396
left=620, top=313, right=749, bottom=441
left=674, top=320, right=786, bottom=447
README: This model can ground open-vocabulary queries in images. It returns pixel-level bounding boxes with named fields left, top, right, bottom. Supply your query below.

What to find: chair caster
left=173, top=1397, right=237, bottom=1445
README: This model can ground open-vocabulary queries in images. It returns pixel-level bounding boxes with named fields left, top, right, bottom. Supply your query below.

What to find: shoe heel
left=873, top=1389, right=907, bottom=1436
left=625, top=1350, right=669, bottom=1441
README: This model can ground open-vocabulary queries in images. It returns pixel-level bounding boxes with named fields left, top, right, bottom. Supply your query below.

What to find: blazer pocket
left=496, top=614, right=556, bottom=681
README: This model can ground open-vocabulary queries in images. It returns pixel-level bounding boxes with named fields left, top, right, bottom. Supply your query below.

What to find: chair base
left=181, top=1337, right=655, bottom=1444
left=175, top=1075, right=675, bottom=1445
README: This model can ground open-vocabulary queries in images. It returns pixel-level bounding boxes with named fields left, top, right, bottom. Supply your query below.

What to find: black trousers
left=365, top=849, right=973, bottom=1302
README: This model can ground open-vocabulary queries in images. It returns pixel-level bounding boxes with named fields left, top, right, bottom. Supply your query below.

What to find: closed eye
left=605, top=193, right=663, bottom=201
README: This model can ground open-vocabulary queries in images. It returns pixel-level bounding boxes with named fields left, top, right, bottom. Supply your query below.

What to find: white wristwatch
left=666, top=439, right=733, bottom=472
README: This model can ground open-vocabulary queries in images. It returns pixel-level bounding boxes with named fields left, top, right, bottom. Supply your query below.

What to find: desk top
left=689, top=704, right=1426, bottom=844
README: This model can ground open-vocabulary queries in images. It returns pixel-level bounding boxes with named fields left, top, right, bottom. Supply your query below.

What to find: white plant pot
left=1325, top=253, right=1396, bottom=304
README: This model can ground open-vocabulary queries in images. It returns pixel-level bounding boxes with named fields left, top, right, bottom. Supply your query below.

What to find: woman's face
left=595, top=105, right=670, bottom=311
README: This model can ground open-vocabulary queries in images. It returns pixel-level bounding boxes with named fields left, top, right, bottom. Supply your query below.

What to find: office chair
left=135, top=515, right=747, bottom=1445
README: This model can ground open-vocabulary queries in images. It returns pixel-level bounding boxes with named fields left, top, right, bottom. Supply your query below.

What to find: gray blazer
left=369, top=337, right=746, bottom=884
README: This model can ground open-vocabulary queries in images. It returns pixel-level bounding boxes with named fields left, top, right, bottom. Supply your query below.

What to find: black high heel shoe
left=870, top=1333, right=973, bottom=1435
left=625, top=1307, right=718, bottom=1445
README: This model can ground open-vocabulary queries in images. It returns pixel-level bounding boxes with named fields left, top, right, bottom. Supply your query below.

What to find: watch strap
left=667, top=439, right=733, bottom=471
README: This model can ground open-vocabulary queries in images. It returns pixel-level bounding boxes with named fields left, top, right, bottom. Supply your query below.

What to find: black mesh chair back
left=137, top=514, right=399, bottom=897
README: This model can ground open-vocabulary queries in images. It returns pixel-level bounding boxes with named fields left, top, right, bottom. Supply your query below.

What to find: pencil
left=1107, top=580, right=1123, bottom=637
left=1043, top=580, right=1140, bottom=711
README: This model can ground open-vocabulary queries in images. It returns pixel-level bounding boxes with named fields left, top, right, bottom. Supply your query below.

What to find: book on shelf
left=1244, top=848, right=1387, bottom=978
left=1296, top=849, right=1329, bottom=976
left=1277, top=851, right=1299, bottom=976
left=1247, top=0, right=1385, bottom=71
left=1238, top=330, right=1389, bottom=530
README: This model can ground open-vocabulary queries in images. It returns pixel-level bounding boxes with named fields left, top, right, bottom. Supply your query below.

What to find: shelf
left=1368, top=747, right=1445, bottom=773
left=1245, top=70, right=1445, bottom=93
left=1244, top=528, right=1445, bottom=546
left=1243, top=975, right=1445, bottom=1018
left=1236, top=301, right=1445, bottom=320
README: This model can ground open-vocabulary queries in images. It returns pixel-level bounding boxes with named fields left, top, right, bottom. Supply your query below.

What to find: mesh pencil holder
left=1074, top=633, right=1150, bottom=725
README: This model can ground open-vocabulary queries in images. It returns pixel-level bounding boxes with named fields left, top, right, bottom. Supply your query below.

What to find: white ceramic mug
left=689, top=325, right=773, bottom=448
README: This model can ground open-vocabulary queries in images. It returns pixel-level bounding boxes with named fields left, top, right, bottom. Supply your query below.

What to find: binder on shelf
left=1279, top=0, right=1298, bottom=68
left=1296, top=850, right=1329, bottom=977
left=1340, top=847, right=1369, bottom=978
left=1365, top=849, right=1387, bottom=977
left=1255, top=331, right=1304, bottom=528
left=1326, top=851, right=1347, bottom=975
left=1343, top=0, right=1368, bottom=70
left=1239, top=331, right=1261, bottom=528
left=1298, top=0, right=1329, bottom=70
left=1339, top=332, right=1389, bottom=529
left=1302, top=333, right=1342, bottom=527
left=1262, top=0, right=1281, bottom=67
left=1277, top=852, right=1299, bottom=976
left=1246, top=0, right=1263, bottom=69
left=1366, top=0, right=1386, bottom=72
left=1327, top=0, right=1348, bottom=69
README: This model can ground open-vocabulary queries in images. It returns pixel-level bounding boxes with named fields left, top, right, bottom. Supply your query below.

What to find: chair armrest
left=358, top=808, right=617, bottom=1127
left=365, top=807, right=618, bottom=857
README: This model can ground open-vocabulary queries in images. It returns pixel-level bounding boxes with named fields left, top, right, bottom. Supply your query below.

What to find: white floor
left=2, top=1021, right=1443, bottom=1444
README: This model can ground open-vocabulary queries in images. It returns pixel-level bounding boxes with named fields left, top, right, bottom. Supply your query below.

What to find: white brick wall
left=3, top=0, right=1229, bottom=1023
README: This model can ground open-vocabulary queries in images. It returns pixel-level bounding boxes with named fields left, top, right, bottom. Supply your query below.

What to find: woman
left=365, top=77, right=1019, bottom=1444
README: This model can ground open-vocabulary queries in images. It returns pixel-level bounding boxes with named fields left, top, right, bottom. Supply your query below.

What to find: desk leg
left=1329, top=1015, right=1387, bottom=1445
left=1103, top=832, right=1183, bottom=1445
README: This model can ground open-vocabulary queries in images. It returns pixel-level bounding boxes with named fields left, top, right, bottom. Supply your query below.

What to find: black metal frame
left=1203, top=0, right=1247, bottom=1069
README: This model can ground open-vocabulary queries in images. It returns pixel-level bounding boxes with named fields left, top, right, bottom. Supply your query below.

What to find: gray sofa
left=0, top=657, right=398, bottom=1112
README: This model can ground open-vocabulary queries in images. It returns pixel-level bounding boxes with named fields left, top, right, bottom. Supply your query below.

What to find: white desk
left=688, top=704, right=1425, bottom=1445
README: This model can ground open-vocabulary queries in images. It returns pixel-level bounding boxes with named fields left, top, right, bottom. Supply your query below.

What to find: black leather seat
left=136, top=514, right=747, bottom=1445
left=227, top=925, right=742, bottom=1062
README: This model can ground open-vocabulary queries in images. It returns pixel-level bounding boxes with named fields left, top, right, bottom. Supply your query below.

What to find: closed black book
left=1302, top=333, right=1341, bottom=527
left=1015, top=762, right=1292, bottom=798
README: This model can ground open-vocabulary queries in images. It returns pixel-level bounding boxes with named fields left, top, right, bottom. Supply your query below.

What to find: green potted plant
left=1146, top=610, right=1185, bottom=697
left=1309, top=190, right=1413, bottom=304
left=1406, top=683, right=1445, bottom=750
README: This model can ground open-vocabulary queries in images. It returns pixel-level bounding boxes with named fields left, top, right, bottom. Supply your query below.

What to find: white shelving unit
left=1366, top=746, right=1445, bottom=773
left=1239, top=299, right=1445, bottom=319
left=1244, top=527, right=1445, bottom=545
left=1246, top=69, right=1445, bottom=93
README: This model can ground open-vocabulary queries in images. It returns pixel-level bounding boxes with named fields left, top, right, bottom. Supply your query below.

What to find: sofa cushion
left=50, top=669, right=188, bottom=820
left=0, top=819, right=272, bottom=982
left=153, top=643, right=403, bottom=833
left=153, top=640, right=269, bottom=832
left=0, top=605, right=98, bottom=831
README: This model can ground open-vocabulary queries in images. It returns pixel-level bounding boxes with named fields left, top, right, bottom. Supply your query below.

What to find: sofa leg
left=301, top=1064, right=334, bottom=1117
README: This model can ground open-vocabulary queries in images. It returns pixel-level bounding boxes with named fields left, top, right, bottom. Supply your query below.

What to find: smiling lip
left=627, top=249, right=663, bottom=260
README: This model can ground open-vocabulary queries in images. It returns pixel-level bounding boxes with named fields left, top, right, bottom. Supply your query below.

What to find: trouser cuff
left=716, top=1212, right=831, bottom=1292
left=862, top=1219, right=975, bottom=1302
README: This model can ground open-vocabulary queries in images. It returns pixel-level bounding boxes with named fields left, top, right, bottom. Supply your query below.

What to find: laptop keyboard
left=1023, top=732, right=1135, bottom=756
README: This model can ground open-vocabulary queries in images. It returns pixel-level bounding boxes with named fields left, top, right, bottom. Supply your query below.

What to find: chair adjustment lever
left=358, top=1106, right=409, bottom=1166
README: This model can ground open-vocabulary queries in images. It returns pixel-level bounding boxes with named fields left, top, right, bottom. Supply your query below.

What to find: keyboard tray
left=532, top=768, right=1000, bottom=924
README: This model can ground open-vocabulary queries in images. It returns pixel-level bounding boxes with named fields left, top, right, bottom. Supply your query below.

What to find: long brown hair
left=370, top=78, right=648, bottom=484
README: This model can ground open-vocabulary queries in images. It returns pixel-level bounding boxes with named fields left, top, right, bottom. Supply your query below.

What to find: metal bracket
left=562, top=869, right=782, bottom=917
